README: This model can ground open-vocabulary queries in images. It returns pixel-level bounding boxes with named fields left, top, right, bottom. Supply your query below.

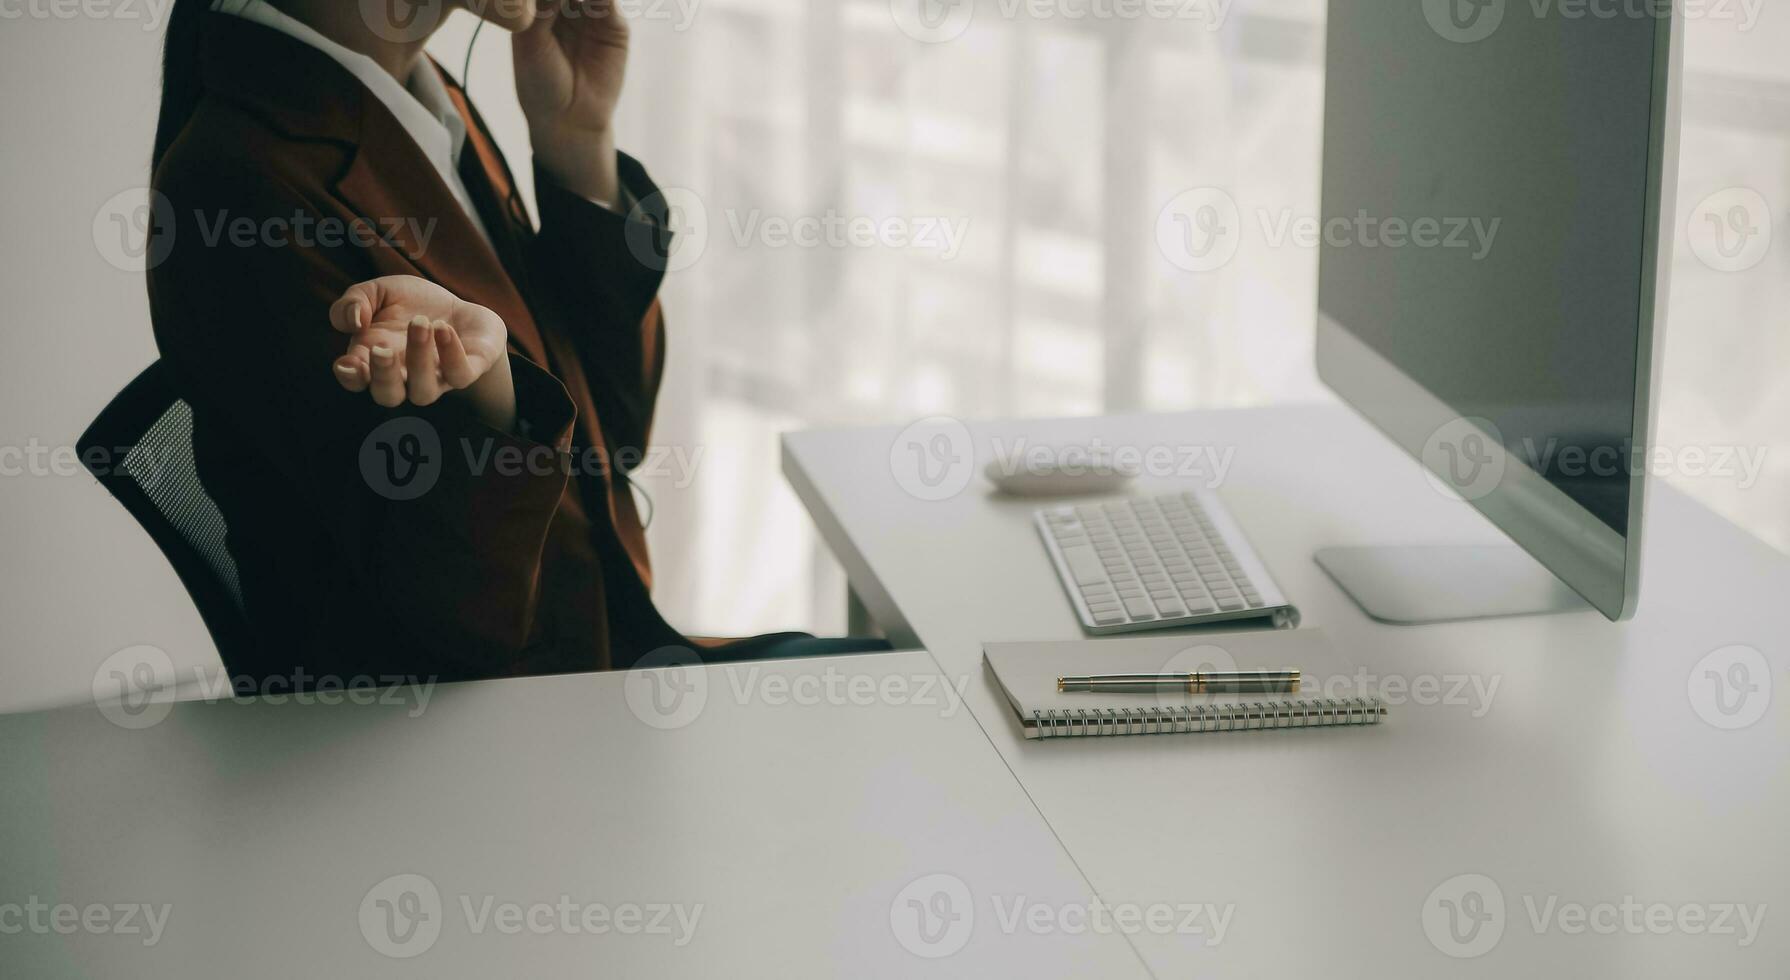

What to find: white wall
left=1, top=13, right=202, bottom=714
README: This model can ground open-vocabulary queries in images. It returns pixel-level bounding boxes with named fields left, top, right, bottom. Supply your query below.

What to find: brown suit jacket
left=149, top=13, right=693, bottom=684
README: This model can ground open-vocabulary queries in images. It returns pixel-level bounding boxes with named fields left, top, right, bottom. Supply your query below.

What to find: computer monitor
left=1314, top=1, right=1682, bottom=623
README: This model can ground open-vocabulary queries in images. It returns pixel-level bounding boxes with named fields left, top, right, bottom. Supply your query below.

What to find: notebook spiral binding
left=1031, top=697, right=1387, bottom=738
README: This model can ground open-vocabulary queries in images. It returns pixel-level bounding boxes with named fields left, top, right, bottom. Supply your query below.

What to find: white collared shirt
left=211, top=0, right=494, bottom=248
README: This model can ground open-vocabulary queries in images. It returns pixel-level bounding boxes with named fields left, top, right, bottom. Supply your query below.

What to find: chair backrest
left=78, top=361, right=252, bottom=666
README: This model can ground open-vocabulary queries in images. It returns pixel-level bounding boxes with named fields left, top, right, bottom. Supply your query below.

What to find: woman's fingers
left=368, top=343, right=407, bottom=408
left=329, top=285, right=374, bottom=335
left=435, top=321, right=480, bottom=389
left=332, top=343, right=371, bottom=393
left=329, top=277, right=508, bottom=406
left=405, top=316, right=447, bottom=406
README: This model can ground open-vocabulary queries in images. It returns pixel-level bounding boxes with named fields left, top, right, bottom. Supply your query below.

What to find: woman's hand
left=330, top=276, right=516, bottom=431
left=513, top=0, right=629, bottom=207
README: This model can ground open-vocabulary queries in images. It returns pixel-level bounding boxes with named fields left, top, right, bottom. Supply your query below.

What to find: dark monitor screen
left=1319, top=1, right=1663, bottom=534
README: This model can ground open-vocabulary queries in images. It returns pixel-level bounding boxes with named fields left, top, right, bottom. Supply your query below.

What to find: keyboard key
left=1061, top=546, right=1106, bottom=586
left=1124, top=598, right=1158, bottom=619
left=1091, top=609, right=1126, bottom=625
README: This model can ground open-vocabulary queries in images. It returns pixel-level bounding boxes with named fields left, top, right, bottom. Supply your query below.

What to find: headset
left=461, top=15, right=485, bottom=87
left=460, top=14, right=659, bottom=530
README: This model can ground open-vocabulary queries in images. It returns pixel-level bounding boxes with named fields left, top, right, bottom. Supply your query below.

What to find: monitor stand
left=1314, top=545, right=1587, bottom=625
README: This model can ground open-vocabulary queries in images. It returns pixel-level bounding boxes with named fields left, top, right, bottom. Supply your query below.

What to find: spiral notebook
left=984, top=630, right=1387, bottom=740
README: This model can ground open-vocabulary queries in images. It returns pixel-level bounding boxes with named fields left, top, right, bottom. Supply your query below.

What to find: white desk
left=0, top=652, right=1148, bottom=978
left=785, top=404, right=1790, bottom=977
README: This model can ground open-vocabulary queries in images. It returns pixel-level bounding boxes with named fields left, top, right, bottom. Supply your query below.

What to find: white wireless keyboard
left=1037, top=491, right=1298, bottom=634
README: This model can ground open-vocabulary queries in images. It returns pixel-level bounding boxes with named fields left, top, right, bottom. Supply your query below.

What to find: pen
left=1057, top=669, right=1301, bottom=695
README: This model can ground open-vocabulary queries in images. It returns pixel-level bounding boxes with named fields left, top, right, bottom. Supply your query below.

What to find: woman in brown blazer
left=149, top=0, right=883, bottom=688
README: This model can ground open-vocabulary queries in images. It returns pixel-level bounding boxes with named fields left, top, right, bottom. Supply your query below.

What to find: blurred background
left=1, top=0, right=1784, bottom=712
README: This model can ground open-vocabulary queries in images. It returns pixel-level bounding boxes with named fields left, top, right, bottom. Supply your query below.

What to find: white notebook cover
left=984, top=630, right=1387, bottom=739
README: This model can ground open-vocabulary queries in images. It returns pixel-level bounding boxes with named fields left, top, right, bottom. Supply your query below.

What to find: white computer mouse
left=983, top=448, right=1140, bottom=497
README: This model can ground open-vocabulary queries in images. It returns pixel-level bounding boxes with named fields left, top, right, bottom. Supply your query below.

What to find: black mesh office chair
left=78, top=361, right=253, bottom=665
